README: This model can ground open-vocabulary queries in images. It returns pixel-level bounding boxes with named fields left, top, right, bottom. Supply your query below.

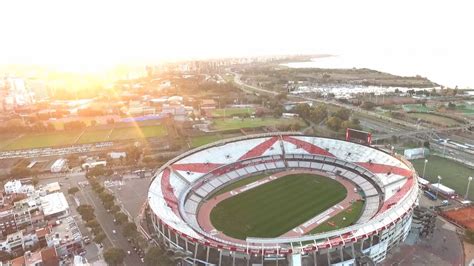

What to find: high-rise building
left=0, top=77, right=35, bottom=111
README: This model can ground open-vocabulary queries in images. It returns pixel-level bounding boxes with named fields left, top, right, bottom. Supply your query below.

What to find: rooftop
left=40, top=192, right=69, bottom=217
left=39, top=182, right=61, bottom=195
left=48, top=216, right=81, bottom=245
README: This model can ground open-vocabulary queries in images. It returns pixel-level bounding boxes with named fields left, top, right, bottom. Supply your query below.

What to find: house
left=46, top=216, right=83, bottom=257
left=10, top=247, right=59, bottom=266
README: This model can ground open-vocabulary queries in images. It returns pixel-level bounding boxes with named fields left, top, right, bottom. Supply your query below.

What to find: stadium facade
left=144, top=133, right=419, bottom=265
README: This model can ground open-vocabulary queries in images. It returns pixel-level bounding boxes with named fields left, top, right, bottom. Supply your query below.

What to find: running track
left=197, top=169, right=361, bottom=244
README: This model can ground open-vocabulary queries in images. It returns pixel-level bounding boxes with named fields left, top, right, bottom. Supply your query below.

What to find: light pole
left=422, top=159, right=428, bottom=178
left=436, top=175, right=442, bottom=200
left=465, top=176, right=473, bottom=200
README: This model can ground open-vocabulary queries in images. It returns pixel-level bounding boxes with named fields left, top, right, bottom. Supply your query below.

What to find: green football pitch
left=0, top=124, right=167, bottom=151
left=210, top=173, right=347, bottom=239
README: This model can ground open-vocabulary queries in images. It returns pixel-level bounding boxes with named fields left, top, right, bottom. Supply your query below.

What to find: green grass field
left=108, top=125, right=167, bottom=141
left=210, top=174, right=347, bottom=239
left=211, top=108, right=255, bottom=117
left=212, top=118, right=305, bottom=131
left=411, top=155, right=474, bottom=200
left=407, top=113, right=460, bottom=127
left=308, top=200, right=364, bottom=234
left=3, top=131, right=82, bottom=150
left=454, top=104, right=474, bottom=116
left=0, top=124, right=167, bottom=151
left=76, top=129, right=112, bottom=144
left=0, top=134, right=19, bottom=150
left=189, top=135, right=222, bottom=148
left=402, top=104, right=433, bottom=112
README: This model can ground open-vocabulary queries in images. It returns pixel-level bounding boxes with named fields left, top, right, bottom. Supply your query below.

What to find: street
left=38, top=171, right=147, bottom=265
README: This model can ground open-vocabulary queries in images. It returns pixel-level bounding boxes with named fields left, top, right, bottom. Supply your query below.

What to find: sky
left=1, top=0, right=473, bottom=85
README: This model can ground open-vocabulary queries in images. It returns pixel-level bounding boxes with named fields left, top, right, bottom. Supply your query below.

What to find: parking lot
left=108, top=176, right=152, bottom=220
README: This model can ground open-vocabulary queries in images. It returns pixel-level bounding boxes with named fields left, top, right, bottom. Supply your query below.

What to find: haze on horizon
left=1, top=0, right=473, bottom=86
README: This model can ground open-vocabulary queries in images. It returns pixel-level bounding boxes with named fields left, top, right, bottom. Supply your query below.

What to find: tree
left=77, top=205, right=95, bottom=221
left=68, top=187, right=79, bottom=195
left=92, top=226, right=103, bottom=236
left=126, top=146, right=143, bottom=164
left=341, top=120, right=362, bottom=132
left=326, top=116, right=343, bottom=131
left=86, top=166, right=112, bottom=178
left=114, top=212, right=129, bottom=225
left=294, top=103, right=311, bottom=119
left=272, top=105, right=284, bottom=118
left=92, top=184, right=105, bottom=194
left=85, top=219, right=99, bottom=229
left=361, top=101, right=376, bottom=110
left=309, top=104, right=328, bottom=124
left=32, top=176, right=39, bottom=186
left=122, top=222, right=138, bottom=238
left=144, top=246, right=174, bottom=266
left=110, top=205, right=121, bottom=214
left=103, top=200, right=114, bottom=210
left=275, top=92, right=287, bottom=102
left=104, top=248, right=126, bottom=266
left=423, top=141, right=430, bottom=148
left=94, top=233, right=105, bottom=244
left=99, top=191, right=114, bottom=203
left=10, top=166, right=32, bottom=178
left=333, top=108, right=351, bottom=121
left=448, top=102, right=456, bottom=109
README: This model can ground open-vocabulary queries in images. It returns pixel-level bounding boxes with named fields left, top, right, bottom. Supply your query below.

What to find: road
left=38, top=173, right=103, bottom=263
left=38, top=172, right=143, bottom=265
left=80, top=184, right=144, bottom=265
left=231, top=70, right=474, bottom=165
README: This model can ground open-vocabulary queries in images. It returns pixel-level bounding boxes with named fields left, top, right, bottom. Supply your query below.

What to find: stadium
left=144, top=133, right=419, bottom=265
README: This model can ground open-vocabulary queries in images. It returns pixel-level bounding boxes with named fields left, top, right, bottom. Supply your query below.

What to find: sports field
left=212, top=117, right=305, bottom=131
left=308, top=200, right=364, bottom=234
left=210, top=174, right=347, bottom=239
left=411, top=155, right=474, bottom=200
left=402, top=104, right=433, bottom=112
left=108, top=125, right=167, bottom=141
left=3, top=131, right=82, bottom=150
left=0, top=124, right=167, bottom=151
left=189, top=135, right=222, bottom=148
left=407, top=113, right=460, bottom=127
left=76, top=129, right=112, bottom=144
left=454, top=103, right=474, bottom=116
left=211, top=108, right=255, bottom=117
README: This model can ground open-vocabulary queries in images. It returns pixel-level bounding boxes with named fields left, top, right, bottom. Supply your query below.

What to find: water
left=283, top=54, right=474, bottom=89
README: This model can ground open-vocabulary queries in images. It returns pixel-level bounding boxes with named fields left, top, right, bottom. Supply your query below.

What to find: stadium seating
left=147, top=134, right=418, bottom=254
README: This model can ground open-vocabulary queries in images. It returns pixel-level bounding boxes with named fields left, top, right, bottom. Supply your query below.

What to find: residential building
left=4, top=181, right=34, bottom=195
left=9, top=247, right=59, bottom=266
left=0, top=207, right=16, bottom=237
left=39, top=193, right=69, bottom=219
left=46, top=216, right=83, bottom=257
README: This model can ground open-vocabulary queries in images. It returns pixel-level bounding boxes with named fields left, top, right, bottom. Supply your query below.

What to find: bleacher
left=147, top=133, right=418, bottom=251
